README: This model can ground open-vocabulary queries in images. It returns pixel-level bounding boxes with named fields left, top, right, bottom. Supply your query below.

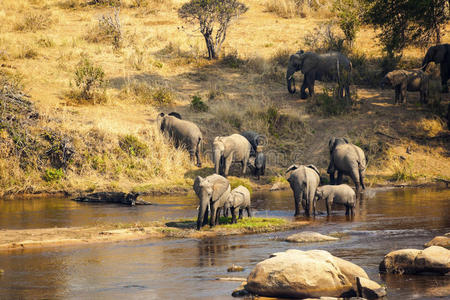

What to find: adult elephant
left=213, top=134, right=251, bottom=177
left=327, top=137, right=366, bottom=194
left=286, top=164, right=321, bottom=217
left=157, top=113, right=202, bottom=167
left=286, top=50, right=352, bottom=100
left=422, top=44, right=450, bottom=93
left=240, top=130, right=264, bottom=157
left=193, top=174, right=231, bottom=230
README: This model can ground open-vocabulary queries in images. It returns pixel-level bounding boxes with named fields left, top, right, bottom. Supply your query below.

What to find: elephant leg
left=202, top=207, right=209, bottom=227
left=195, top=147, right=202, bottom=167
left=336, top=171, right=343, bottom=185
left=242, top=158, right=248, bottom=176
left=326, top=197, right=331, bottom=216
left=300, top=76, right=309, bottom=99
left=394, top=86, right=400, bottom=104
left=308, top=74, right=315, bottom=98
left=400, top=83, right=407, bottom=104
left=246, top=207, right=252, bottom=218
left=209, top=204, right=217, bottom=227
left=238, top=208, right=243, bottom=219
left=215, top=207, right=221, bottom=225
left=308, top=188, right=316, bottom=216
left=294, top=189, right=302, bottom=216
left=441, top=65, right=449, bottom=93
left=350, top=168, right=361, bottom=194
left=231, top=207, right=237, bottom=224
left=345, top=205, right=349, bottom=216
left=359, top=169, right=366, bottom=190
left=224, top=154, right=233, bottom=177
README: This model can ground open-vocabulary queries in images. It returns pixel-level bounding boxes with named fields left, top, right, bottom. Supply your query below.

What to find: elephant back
left=229, top=185, right=250, bottom=207
left=333, top=144, right=366, bottom=172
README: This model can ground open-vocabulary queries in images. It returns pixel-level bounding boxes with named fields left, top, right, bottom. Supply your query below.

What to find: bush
left=221, top=50, right=245, bottom=68
left=15, top=12, right=52, bottom=32
left=307, top=87, right=351, bottom=116
left=152, top=86, right=174, bottom=105
left=73, top=58, right=106, bottom=101
left=97, top=8, right=122, bottom=49
left=303, top=22, right=347, bottom=53
left=190, top=95, right=209, bottom=112
left=119, top=135, right=149, bottom=157
left=332, top=0, right=362, bottom=47
left=43, top=168, right=64, bottom=182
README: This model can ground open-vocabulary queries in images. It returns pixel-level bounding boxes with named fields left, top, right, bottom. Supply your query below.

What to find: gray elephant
left=254, top=146, right=266, bottom=180
left=381, top=69, right=429, bottom=104
left=315, top=184, right=356, bottom=216
left=225, top=185, right=252, bottom=224
left=327, top=137, right=366, bottom=194
left=422, top=43, right=450, bottom=93
left=213, top=134, right=251, bottom=177
left=286, top=50, right=352, bottom=100
left=168, top=111, right=182, bottom=119
left=194, top=174, right=231, bottom=230
left=157, top=113, right=202, bottom=166
left=240, top=130, right=264, bottom=157
left=286, top=164, right=321, bottom=216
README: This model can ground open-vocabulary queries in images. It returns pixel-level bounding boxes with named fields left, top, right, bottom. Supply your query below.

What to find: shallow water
left=0, top=187, right=449, bottom=299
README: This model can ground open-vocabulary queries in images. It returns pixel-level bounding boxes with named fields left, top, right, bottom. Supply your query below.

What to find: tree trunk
left=204, top=34, right=217, bottom=59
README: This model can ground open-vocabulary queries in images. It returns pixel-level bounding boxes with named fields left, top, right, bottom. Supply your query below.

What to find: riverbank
left=0, top=218, right=308, bottom=252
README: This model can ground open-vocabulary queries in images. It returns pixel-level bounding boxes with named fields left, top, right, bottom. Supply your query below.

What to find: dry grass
left=0, top=0, right=448, bottom=194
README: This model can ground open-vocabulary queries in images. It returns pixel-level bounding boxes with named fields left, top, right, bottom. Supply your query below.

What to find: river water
left=0, top=187, right=449, bottom=299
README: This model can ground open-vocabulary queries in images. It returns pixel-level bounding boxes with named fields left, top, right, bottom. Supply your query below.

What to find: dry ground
left=0, top=0, right=449, bottom=195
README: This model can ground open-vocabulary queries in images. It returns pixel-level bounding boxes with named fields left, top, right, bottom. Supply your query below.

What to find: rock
left=424, top=235, right=450, bottom=249
left=227, top=264, right=244, bottom=272
left=356, top=277, right=386, bottom=299
left=270, top=182, right=282, bottom=191
left=232, top=281, right=250, bottom=297
left=379, top=246, right=450, bottom=275
left=286, top=231, right=339, bottom=243
left=246, top=249, right=369, bottom=299
left=73, top=192, right=151, bottom=206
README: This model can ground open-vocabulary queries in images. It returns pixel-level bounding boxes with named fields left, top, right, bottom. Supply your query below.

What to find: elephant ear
left=285, top=164, right=299, bottom=174
left=193, top=176, right=204, bottom=198
left=306, top=164, right=320, bottom=177
left=211, top=176, right=230, bottom=202
left=300, top=52, right=318, bottom=74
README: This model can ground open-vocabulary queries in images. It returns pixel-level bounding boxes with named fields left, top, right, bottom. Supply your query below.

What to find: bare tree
left=178, top=0, right=248, bottom=59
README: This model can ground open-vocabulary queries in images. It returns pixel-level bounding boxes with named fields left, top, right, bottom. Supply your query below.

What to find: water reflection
left=0, top=187, right=449, bottom=299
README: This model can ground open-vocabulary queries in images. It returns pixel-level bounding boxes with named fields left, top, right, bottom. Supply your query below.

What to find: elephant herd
left=157, top=110, right=366, bottom=229
left=286, top=44, right=450, bottom=104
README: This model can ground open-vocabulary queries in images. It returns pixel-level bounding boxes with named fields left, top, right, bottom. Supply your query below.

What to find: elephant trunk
left=286, top=67, right=296, bottom=94
left=214, top=149, right=222, bottom=175
left=197, top=197, right=208, bottom=230
left=421, top=54, right=431, bottom=71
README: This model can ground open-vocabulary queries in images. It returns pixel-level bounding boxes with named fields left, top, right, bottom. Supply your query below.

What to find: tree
left=333, top=0, right=362, bottom=47
left=363, top=0, right=450, bottom=56
left=178, top=0, right=248, bottom=59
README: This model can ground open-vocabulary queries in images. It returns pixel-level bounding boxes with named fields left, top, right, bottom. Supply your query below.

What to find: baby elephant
left=381, top=69, right=429, bottom=104
left=254, top=146, right=266, bottom=180
left=315, top=184, right=356, bottom=216
left=226, top=185, right=252, bottom=224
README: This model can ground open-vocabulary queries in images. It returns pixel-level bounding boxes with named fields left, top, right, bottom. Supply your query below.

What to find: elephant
left=168, top=111, right=182, bottom=119
left=381, top=69, right=429, bottom=104
left=240, top=130, right=264, bottom=157
left=213, top=134, right=251, bottom=177
left=157, top=113, right=202, bottom=167
left=327, top=137, right=366, bottom=194
left=315, top=184, right=356, bottom=216
left=286, top=50, right=352, bottom=101
left=286, top=164, right=321, bottom=216
left=422, top=43, right=450, bottom=93
left=225, top=185, right=252, bottom=224
left=254, top=146, right=266, bottom=180
left=194, top=174, right=231, bottom=230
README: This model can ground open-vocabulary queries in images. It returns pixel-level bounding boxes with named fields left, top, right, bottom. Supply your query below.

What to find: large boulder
left=245, top=249, right=370, bottom=299
left=424, top=234, right=450, bottom=249
left=286, top=231, right=339, bottom=243
left=356, top=277, right=387, bottom=299
left=379, top=246, right=450, bottom=275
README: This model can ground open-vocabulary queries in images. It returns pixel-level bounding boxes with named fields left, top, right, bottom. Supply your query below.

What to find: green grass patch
left=165, top=217, right=287, bottom=230
left=228, top=176, right=253, bottom=194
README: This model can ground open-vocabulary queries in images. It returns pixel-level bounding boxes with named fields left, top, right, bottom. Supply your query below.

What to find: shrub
left=119, top=135, right=149, bottom=157
left=390, top=160, right=417, bottom=182
left=221, top=50, right=245, bottom=68
left=152, top=86, right=174, bottom=105
left=303, top=22, right=347, bottom=53
left=73, top=58, right=106, bottom=101
left=332, top=0, right=362, bottom=47
left=17, top=45, right=39, bottom=59
left=43, top=168, right=64, bottom=182
left=270, top=48, right=291, bottom=67
left=190, top=95, right=209, bottom=112
left=87, top=0, right=121, bottom=6
left=15, top=12, right=52, bottom=32
left=97, top=8, right=122, bottom=49
left=37, top=36, right=55, bottom=48
left=120, top=81, right=175, bottom=105
left=307, top=87, right=351, bottom=116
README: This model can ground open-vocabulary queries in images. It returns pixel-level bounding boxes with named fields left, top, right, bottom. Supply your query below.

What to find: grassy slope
left=0, top=0, right=448, bottom=195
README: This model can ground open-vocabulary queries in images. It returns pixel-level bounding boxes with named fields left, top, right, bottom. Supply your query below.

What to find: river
left=0, top=187, right=449, bottom=299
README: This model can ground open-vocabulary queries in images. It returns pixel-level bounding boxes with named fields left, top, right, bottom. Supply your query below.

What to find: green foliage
left=333, top=0, right=362, bottom=46
left=307, top=87, right=351, bottom=116
left=304, top=22, right=347, bottom=53
left=228, top=176, right=253, bottom=194
left=73, top=58, right=105, bottom=101
left=190, top=95, right=209, bottom=112
left=390, top=160, right=417, bottom=182
left=178, top=0, right=248, bottom=59
left=363, top=0, right=449, bottom=54
left=43, top=168, right=64, bottom=182
left=119, top=135, right=149, bottom=157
